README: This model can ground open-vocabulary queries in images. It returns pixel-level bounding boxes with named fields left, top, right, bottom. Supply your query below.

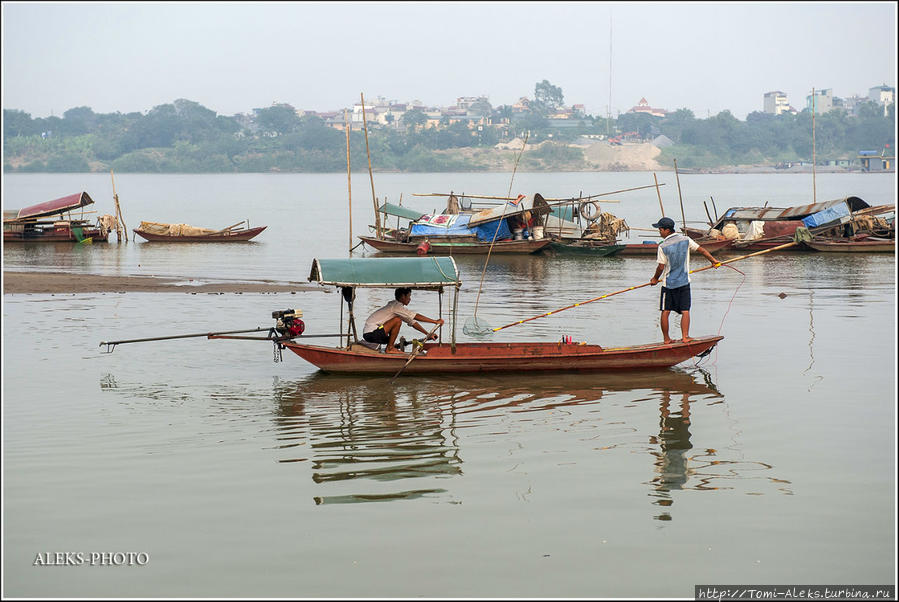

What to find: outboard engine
left=272, top=309, right=305, bottom=338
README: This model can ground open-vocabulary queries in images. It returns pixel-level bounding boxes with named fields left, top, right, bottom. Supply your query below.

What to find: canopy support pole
left=451, top=284, right=459, bottom=353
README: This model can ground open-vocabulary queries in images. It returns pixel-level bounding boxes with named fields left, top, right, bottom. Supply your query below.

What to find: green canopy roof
left=379, top=202, right=426, bottom=221
left=309, top=257, right=460, bottom=289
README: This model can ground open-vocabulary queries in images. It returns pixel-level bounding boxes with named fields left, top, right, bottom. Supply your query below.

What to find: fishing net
left=793, top=227, right=812, bottom=244
left=463, top=316, right=494, bottom=337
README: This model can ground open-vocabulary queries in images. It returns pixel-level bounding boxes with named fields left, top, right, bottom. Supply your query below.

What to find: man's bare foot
left=681, top=336, right=695, bottom=343
left=663, top=338, right=674, bottom=345
left=385, top=348, right=404, bottom=354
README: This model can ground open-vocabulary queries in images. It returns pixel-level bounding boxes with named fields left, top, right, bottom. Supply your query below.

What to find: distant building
left=840, top=95, right=867, bottom=117
left=868, top=84, right=895, bottom=116
left=763, top=91, right=792, bottom=115
left=868, top=84, right=895, bottom=105
left=806, top=89, right=833, bottom=114
left=627, top=98, right=667, bottom=117
left=511, top=97, right=531, bottom=114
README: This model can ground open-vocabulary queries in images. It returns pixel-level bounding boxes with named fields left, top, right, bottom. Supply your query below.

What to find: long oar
left=390, top=323, right=441, bottom=383
left=489, top=231, right=809, bottom=333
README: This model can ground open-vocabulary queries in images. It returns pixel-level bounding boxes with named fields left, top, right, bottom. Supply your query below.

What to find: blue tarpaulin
left=801, top=203, right=850, bottom=228
left=410, top=214, right=513, bottom=241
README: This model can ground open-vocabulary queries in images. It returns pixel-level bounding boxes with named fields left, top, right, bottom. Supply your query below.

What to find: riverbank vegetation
left=3, top=84, right=894, bottom=173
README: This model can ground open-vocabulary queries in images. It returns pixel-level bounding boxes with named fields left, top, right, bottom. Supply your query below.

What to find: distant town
left=3, top=80, right=895, bottom=174
left=248, top=83, right=896, bottom=135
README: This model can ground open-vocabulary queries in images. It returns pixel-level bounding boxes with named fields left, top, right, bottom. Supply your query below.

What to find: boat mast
left=361, top=93, right=381, bottom=238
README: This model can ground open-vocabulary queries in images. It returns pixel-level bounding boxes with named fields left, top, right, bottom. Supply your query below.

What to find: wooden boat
left=360, top=193, right=554, bottom=255
left=547, top=241, right=626, bottom=256
left=359, top=235, right=550, bottom=254
left=210, top=256, right=723, bottom=376
left=804, top=237, right=895, bottom=253
left=133, top=220, right=266, bottom=242
left=616, top=237, right=734, bottom=256
left=687, top=197, right=895, bottom=252
left=3, top=192, right=110, bottom=242
left=285, top=336, right=724, bottom=374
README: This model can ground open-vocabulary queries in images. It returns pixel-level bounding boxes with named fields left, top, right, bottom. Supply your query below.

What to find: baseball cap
left=652, top=217, right=676, bottom=229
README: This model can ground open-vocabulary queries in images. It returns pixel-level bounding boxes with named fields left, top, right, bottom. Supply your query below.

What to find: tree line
left=3, top=82, right=895, bottom=173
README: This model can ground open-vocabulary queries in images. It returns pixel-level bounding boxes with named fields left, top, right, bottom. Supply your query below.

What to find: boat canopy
left=467, top=193, right=552, bottom=227
left=309, top=257, right=461, bottom=290
left=8, top=192, right=95, bottom=222
left=378, top=202, right=426, bottom=221
left=717, top=197, right=870, bottom=224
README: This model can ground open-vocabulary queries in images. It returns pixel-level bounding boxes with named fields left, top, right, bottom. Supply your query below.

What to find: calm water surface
left=2, top=172, right=896, bottom=597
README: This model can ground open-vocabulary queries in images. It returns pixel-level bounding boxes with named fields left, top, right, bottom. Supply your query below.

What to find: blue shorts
left=660, top=284, right=691, bottom=314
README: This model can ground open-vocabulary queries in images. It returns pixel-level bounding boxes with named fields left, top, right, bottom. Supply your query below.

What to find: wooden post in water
left=653, top=172, right=665, bottom=217
left=673, top=158, right=686, bottom=232
left=811, top=88, right=817, bottom=204
left=360, top=93, right=381, bottom=238
left=344, top=109, right=353, bottom=255
left=110, top=170, right=128, bottom=242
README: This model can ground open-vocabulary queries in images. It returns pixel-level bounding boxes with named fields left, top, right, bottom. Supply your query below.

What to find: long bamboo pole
left=811, top=87, right=817, bottom=204
left=360, top=93, right=380, bottom=238
left=100, top=327, right=269, bottom=352
left=412, top=184, right=661, bottom=202
left=490, top=237, right=802, bottom=333
left=345, top=109, right=353, bottom=255
left=673, top=158, right=686, bottom=231
left=110, top=170, right=128, bottom=242
left=653, top=172, right=665, bottom=217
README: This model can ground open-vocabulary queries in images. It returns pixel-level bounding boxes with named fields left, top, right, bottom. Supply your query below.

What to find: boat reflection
left=272, top=376, right=463, bottom=505
left=647, top=368, right=792, bottom=522
left=272, top=368, right=726, bottom=506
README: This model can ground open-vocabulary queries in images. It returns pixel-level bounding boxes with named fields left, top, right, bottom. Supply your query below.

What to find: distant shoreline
left=3, top=271, right=319, bottom=295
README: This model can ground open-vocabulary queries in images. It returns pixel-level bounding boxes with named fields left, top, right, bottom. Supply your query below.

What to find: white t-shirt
left=363, top=300, right=417, bottom=334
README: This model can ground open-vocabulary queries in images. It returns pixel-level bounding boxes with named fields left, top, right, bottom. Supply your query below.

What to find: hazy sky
left=2, top=2, right=896, bottom=121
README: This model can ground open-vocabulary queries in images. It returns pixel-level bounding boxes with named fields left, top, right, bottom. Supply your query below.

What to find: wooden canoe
left=804, top=238, right=895, bottom=253
left=547, top=242, right=626, bottom=256
left=359, top=235, right=551, bottom=254
left=616, top=238, right=734, bottom=256
left=283, top=335, right=723, bottom=374
left=133, top=225, right=267, bottom=242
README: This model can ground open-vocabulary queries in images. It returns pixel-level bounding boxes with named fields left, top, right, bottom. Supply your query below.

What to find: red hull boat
left=284, top=336, right=723, bottom=374
left=133, top=219, right=266, bottom=242
left=359, top=235, right=550, bottom=254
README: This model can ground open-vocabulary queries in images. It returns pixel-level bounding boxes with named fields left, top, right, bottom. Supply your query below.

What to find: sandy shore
left=3, top=271, right=320, bottom=295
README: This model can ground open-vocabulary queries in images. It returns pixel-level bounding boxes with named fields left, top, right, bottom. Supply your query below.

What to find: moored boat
left=360, top=193, right=554, bottom=255
left=359, top=235, right=551, bottom=254
left=3, top=192, right=110, bottom=242
left=133, top=220, right=266, bottom=242
left=616, top=237, right=734, bottom=256
left=547, top=241, right=626, bottom=256
left=687, top=197, right=894, bottom=252
left=804, top=237, right=895, bottom=253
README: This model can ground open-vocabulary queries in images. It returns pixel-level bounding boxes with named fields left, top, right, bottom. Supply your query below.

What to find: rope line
left=471, top=131, right=529, bottom=319
left=717, top=264, right=745, bottom=336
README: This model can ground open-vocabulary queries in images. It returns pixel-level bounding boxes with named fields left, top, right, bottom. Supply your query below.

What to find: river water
left=2, top=172, right=896, bottom=597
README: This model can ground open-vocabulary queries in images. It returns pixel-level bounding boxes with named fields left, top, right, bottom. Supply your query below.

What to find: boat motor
left=272, top=308, right=305, bottom=338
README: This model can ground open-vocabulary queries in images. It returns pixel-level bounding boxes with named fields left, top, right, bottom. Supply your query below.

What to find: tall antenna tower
left=607, top=15, right=612, bottom=137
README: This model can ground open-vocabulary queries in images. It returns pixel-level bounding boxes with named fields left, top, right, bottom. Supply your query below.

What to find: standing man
left=649, top=217, right=720, bottom=344
left=363, top=287, right=444, bottom=353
